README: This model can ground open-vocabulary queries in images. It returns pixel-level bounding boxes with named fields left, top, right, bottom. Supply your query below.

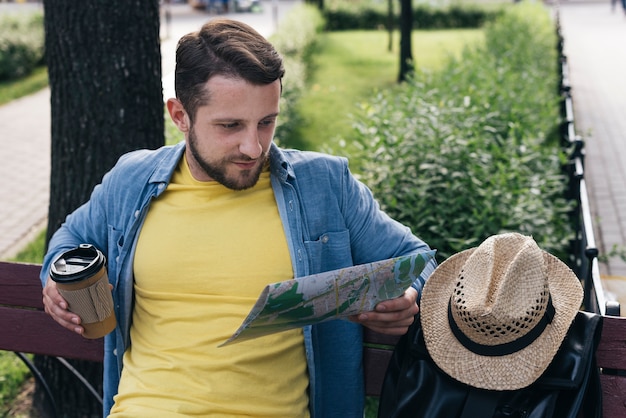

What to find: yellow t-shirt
left=109, top=156, right=309, bottom=417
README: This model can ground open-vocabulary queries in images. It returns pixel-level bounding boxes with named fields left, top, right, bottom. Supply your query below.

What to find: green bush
left=0, top=12, right=45, bottom=81
left=323, top=2, right=502, bottom=31
left=270, top=3, right=325, bottom=149
left=414, top=5, right=498, bottom=29
left=348, top=2, right=572, bottom=261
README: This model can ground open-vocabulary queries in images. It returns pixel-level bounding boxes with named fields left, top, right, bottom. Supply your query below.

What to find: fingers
left=350, top=312, right=416, bottom=335
left=376, top=287, right=418, bottom=312
left=349, top=287, right=420, bottom=335
left=42, top=278, right=84, bottom=336
left=350, top=305, right=418, bottom=332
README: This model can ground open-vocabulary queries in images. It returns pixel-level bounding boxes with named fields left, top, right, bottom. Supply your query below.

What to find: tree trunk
left=387, top=0, right=394, bottom=52
left=44, top=0, right=165, bottom=245
left=398, top=0, right=413, bottom=82
left=38, top=1, right=164, bottom=416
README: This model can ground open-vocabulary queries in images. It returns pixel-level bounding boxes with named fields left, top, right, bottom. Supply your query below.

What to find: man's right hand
left=42, top=278, right=84, bottom=335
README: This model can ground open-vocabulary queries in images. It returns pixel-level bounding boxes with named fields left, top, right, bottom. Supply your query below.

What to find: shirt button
left=321, top=235, right=329, bottom=244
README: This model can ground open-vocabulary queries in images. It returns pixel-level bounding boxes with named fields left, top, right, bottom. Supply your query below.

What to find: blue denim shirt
left=41, top=141, right=436, bottom=417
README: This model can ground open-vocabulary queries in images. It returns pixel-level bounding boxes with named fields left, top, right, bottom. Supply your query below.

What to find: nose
left=239, top=128, right=263, bottom=159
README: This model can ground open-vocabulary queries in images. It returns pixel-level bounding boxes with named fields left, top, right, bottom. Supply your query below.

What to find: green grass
left=0, top=66, right=48, bottom=107
left=297, top=29, right=484, bottom=152
left=7, top=229, right=46, bottom=264
left=0, top=353, right=32, bottom=416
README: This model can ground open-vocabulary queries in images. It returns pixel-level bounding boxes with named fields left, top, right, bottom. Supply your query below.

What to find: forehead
left=196, top=76, right=281, bottom=119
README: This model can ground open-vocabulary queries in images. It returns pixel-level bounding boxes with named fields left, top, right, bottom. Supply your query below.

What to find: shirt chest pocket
left=303, top=230, right=352, bottom=274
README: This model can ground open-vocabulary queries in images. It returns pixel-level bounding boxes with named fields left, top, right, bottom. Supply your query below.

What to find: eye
left=259, top=118, right=276, bottom=128
left=220, top=122, right=239, bottom=129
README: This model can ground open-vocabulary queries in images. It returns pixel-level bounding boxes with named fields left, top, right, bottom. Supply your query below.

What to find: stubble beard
left=187, top=127, right=268, bottom=191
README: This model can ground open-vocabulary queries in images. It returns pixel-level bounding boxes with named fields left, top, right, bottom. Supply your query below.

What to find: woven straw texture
left=420, top=233, right=583, bottom=390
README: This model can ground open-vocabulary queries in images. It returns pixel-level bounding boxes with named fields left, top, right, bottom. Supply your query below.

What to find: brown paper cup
left=51, top=245, right=116, bottom=339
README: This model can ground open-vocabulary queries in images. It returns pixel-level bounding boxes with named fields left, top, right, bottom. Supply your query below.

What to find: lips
left=233, top=160, right=257, bottom=170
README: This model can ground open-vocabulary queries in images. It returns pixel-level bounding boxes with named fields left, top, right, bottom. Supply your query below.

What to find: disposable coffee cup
left=50, top=244, right=116, bottom=339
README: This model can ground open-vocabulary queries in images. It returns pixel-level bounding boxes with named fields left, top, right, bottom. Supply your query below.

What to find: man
left=41, top=19, right=436, bottom=417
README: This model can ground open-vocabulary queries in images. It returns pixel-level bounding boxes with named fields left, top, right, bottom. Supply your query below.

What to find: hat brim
left=420, top=247, right=583, bottom=390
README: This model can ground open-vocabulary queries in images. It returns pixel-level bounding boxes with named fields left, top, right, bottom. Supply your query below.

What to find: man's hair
left=174, top=18, right=285, bottom=123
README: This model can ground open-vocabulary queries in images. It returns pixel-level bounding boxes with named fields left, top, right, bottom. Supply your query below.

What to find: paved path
left=558, top=1, right=626, bottom=277
left=0, top=87, right=50, bottom=259
left=556, top=0, right=626, bottom=305
left=0, top=1, right=296, bottom=259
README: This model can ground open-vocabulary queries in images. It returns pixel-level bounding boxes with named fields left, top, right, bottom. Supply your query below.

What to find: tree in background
left=387, top=0, right=394, bottom=52
left=39, top=1, right=164, bottom=415
left=398, top=0, right=413, bottom=82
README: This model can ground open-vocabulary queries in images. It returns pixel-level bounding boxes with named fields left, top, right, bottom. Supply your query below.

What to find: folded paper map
left=220, top=250, right=436, bottom=346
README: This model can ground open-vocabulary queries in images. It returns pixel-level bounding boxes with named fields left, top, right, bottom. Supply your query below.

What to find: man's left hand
left=349, top=287, right=419, bottom=335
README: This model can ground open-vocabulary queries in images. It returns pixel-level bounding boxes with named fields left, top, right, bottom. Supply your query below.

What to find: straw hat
left=420, top=232, right=583, bottom=390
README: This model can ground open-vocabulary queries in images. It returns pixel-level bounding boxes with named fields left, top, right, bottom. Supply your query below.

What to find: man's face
left=169, top=75, right=281, bottom=190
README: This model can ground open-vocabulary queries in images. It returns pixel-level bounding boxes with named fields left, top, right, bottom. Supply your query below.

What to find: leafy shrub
left=0, top=12, right=45, bottom=81
left=348, top=2, right=572, bottom=261
left=323, top=2, right=502, bottom=31
left=270, top=3, right=325, bottom=148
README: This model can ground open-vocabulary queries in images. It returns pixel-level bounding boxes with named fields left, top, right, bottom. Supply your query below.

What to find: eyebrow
left=213, top=112, right=279, bottom=122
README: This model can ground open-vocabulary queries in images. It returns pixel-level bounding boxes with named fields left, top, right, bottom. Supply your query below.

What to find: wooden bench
left=0, top=261, right=104, bottom=417
left=0, top=261, right=103, bottom=362
left=2, top=260, right=626, bottom=417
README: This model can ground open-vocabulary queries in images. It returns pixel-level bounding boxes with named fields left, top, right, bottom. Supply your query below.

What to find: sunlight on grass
left=8, top=229, right=46, bottom=264
left=297, top=29, right=484, bottom=152
left=0, top=352, right=31, bottom=415
left=0, top=67, right=48, bottom=107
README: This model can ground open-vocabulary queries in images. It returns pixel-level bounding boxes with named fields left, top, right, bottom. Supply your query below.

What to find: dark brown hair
left=174, top=19, right=285, bottom=123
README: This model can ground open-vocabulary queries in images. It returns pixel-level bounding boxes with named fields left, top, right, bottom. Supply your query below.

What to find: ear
left=167, top=98, right=190, bottom=133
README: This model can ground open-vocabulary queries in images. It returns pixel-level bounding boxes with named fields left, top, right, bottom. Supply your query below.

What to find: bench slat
left=600, top=374, right=626, bottom=417
left=363, top=346, right=394, bottom=397
left=0, top=261, right=44, bottom=308
left=363, top=329, right=400, bottom=397
left=363, top=328, right=401, bottom=347
left=596, top=316, right=626, bottom=370
left=0, top=306, right=103, bottom=362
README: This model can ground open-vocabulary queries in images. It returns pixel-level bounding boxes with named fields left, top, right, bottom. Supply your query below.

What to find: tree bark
left=398, top=0, right=413, bottom=82
left=44, top=0, right=165, bottom=245
left=38, top=1, right=164, bottom=416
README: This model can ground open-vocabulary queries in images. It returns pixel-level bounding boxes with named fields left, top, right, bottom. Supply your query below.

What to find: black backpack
left=378, top=311, right=602, bottom=418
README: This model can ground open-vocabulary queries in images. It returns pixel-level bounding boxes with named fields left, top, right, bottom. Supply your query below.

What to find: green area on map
left=220, top=250, right=436, bottom=346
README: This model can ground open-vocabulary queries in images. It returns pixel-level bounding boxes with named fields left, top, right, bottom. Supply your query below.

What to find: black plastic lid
left=50, top=244, right=105, bottom=283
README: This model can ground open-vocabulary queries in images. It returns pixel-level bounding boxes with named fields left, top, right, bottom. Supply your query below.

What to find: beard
left=187, top=127, right=268, bottom=191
